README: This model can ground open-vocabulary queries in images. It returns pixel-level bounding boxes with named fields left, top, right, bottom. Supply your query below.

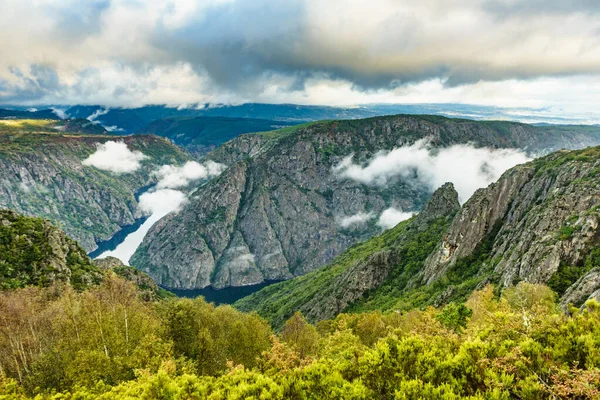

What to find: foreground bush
left=1, top=282, right=599, bottom=399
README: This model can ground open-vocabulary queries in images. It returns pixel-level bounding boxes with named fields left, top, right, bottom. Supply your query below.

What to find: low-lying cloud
left=87, top=108, right=109, bottom=123
left=51, top=107, right=67, bottom=119
left=377, top=208, right=414, bottom=230
left=334, top=139, right=530, bottom=203
left=337, top=212, right=375, bottom=228
left=96, top=161, right=227, bottom=265
left=82, top=141, right=148, bottom=173
left=155, top=161, right=226, bottom=189
left=98, top=188, right=188, bottom=264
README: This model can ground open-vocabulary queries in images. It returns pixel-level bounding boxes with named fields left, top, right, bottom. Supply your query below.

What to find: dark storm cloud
left=2, top=0, right=600, bottom=106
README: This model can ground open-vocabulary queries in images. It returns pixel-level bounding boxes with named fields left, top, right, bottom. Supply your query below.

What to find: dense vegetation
left=0, top=210, right=101, bottom=290
left=1, top=278, right=599, bottom=399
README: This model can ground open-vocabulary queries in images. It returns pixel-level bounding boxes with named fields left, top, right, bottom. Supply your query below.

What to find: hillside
left=131, top=114, right=600, bottom=290
left=0, top=118, right=107, bottom=135
left=0, top=209, right=171, bottom=299
left=0, top=209, right=102, bottom=290
left=0, top=130, right=190, bottom=252
left=237, top=145, right=600, bottom=326
left=139, top=116, right=294, bottom=156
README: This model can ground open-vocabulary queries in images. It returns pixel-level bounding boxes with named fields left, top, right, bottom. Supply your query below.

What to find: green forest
left=1, top=273, right=599, bottom=399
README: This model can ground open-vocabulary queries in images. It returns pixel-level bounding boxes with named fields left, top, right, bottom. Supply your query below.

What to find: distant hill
left=0, top=108, right=58, bottom=120
left=139, top=116, right=294, bottom=156
left=0, top=118, right=108, bottom=135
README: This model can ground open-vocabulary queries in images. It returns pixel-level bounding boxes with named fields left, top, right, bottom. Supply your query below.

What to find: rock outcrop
left=560, top=268, right=600, bottom=309
left=422, top=147, right=600, bottom=298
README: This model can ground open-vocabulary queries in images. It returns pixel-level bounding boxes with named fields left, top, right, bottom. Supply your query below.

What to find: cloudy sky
left=2, top=0, right=600, bottom=115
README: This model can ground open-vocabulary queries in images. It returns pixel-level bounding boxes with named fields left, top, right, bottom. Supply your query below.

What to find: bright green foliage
left=157, top=297, right=272, bottom=376
left=281, top=312, right=320, bottom=358
left=435, top=302, right=473, bottom=332
left=2, top=282, right=600, bottom=399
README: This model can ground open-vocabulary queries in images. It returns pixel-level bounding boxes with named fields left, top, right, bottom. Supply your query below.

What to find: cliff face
left=422, top=147, right=600, bottom=295
left=234, top=183, right=460, bottom=326
left=132, top=115, right=600, bottom=290
left=0, top=133, right=190, bottom=252
left=236, top=145, right=600, bottom=326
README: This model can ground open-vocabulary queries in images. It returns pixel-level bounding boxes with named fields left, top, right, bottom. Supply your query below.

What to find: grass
left=256, top=121, right=326, bottom=140
left=0, top=119, right=60, bottom=133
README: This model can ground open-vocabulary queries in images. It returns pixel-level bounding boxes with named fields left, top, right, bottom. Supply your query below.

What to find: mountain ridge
left=132, top=114, right=600, bottom=290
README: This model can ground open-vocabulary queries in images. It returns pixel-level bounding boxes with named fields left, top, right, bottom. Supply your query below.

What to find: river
left=90, top=187, right=277, bottom=303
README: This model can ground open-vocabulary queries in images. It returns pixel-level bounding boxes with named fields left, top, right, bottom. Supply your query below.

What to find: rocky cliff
left=0, top=131, right=190, bottom=252
left=236, top=145, right=600, bottom=326
left=235, top=183, right=460, bottom=326
left=132, top=115, right=600, bottom=290
left=421, top=146, right=600, bottom=303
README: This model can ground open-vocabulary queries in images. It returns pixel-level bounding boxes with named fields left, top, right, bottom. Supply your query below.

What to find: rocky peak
left=412, top=182, right=460, bottom=229
left=420, top=146, right=600, bottom=306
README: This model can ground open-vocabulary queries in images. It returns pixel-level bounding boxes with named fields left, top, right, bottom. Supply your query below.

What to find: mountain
left=0, top=108, right=58, bottom=120
left=0, top=129, right=190, bottom=252
left=138, top=116, right=294, bottom=157
left=64, top=104, right=381, bottom=133
left=236, top=145, right=600, bottom=326
left=235, top=183, right=461, bottom=326
left=63, top=103, right=600, bottom=135
left=131, top=114, right=600, bottom=291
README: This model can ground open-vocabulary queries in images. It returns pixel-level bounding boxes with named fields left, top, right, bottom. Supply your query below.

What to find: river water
left=90, top=187, right=277, bottom=303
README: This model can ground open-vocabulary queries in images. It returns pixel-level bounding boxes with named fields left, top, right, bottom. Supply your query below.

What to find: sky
left=2, top=0, right=600, bottom=117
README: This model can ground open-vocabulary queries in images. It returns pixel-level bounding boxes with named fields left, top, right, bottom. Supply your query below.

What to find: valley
left=5, top=3, right=600, bottom=397
left=132, top=115, right=600, bottom=291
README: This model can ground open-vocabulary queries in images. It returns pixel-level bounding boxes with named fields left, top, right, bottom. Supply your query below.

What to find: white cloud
left=155, top=160, right=225, bottom=189
left=51, top=107, right=67, bottom=119
left=87, top=108, right=109, bottom=122
left=337, top=212, right=375, bottom=228
left=104, top=125, right=125, bottom=132
left=138, top=188, right=188, bottom=216
left=377, top=208, right=414, bottom=230
left=2, top=1, right=600, bottom=117
left=82, top=141, right=148, bottom=173
left=334, top=139, right=531, bottom=203
left=97, top=188, right=188, bottom=264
